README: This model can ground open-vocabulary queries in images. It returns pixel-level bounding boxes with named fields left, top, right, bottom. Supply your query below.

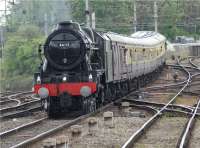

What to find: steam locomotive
left=34, top=21, right=166, bottom=118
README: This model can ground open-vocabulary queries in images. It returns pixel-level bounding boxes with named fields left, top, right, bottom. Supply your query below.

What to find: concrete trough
left=103, top=111, right=114, bottom=128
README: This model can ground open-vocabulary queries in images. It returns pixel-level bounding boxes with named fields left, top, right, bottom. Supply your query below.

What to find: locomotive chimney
left=57, top=21, right=81, bottom=30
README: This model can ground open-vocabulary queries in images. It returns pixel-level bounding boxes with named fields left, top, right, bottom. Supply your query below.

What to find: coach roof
left=105, top=31, right=166, bottom=47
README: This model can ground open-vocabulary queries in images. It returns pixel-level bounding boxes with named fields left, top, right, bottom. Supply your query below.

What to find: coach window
left=134, top=49, right=137, bottom=61
left=137, top=49, right=140, bottom=61
left=112, top=44, right=116, bottom=65
left=124, top=48, right=128, bottom=64
left=157, top=47, right=159, bottom=56
left=153, top=48, right=155, bottom=57
left=143, top=48, right=146, bottom=59
left=150, top=49, right=152, bottom=57
left=131, top=50, right=134, bottom=61
left=129, top=50, right=132, bottom=61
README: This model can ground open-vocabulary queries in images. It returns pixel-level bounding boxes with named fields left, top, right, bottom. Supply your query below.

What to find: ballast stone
left=103, top=111, right=113, bottom=118
left=42, top=138, right=56, bottom=148
left=70, top=125, right=82, bottom=135
left=121, top=102, right=130, bottom=107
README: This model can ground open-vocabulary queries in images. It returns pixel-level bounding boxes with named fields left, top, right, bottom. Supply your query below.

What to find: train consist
left=33, top=21, right=166, bottom=117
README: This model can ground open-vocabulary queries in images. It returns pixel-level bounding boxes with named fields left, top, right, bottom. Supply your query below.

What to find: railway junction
left=0, top=57, right=200, bottom=148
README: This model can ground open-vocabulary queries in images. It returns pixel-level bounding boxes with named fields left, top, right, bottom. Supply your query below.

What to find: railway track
left=8, top=101, right=158, bottom=148
left=142, top=66, right=189, bottom=91
left=121, top=58, right=200, bottom=148
left=189, top=119, right=200, bottom=147
left=1, top=58, right=199, bottom=148
left=0, top=99, right=19, bottom=109
left=0, top=92, right=36, bottom=109
left=0, top=117, right=74, bottom=148
left=1, top=83, right=171, bottom=148
left=0, top=91, right=33, bottom=108
left=123, top=99, right=200, bottom=116
left=19, top=98, right=199, bottom=148
left=0, top=100, right=41, bottom=120
left=0, top=100, right=123, bottom=148
left=177, top=98, right=200, bottom=148
left=0, top=91, right=18, bottom=98
left=0, top=92, right=41, bottom=120
left=0, top=92, right=22, bottom=102
left=17, top=61, right=196, bottom=148
left=0, top=88, right=166, bottom=147
left=189, top=56, right=200, bottom=69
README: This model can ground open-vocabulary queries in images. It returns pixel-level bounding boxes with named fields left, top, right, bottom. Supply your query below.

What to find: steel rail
left=0, top=99, right=41, bottom=120
left=144, top=66, right=188, bottom=90
left=135, top=91, right=199, bottom=96
left=177, top=98, right=200, bottom=148
left=8, top=91, right=33, bottom=106
left=121, top=59, right=192, bottom=148
left=0, top=91, right=33, bottom=111
left=9, top=100, right=120, bottom=148
left=142, top=64, right=200, bottom=91
left=0, top=106, right=42, bottom=120
left=124, top=99, right=193, bottom=113
left=0, top=99, right=18, bottom=105
left=0, top=117, right=47, bottom=137
left=0, top=92, right=41, bottom=119
left=0, top=91, right=21, bottom=98
left=130, top=103, right=200, bottom=117
left=6, top=93, right=21, bottom=106
left=167, top=64, right=200, bottom=71
left=129, top=104, right=197, bottom=116
left=129, top=104, right=159, bottom=114
left=0, top=99, right=40, bottom=114
left=189, top=57, right=200, bottom=70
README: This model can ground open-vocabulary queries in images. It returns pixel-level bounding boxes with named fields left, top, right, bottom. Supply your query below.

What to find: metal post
left=133, top=0, right=137, bottom=32
left=194, top=24, right=196, bottom=34
left=85, top=0, right=90, bottom=27
left=154, top=1, right=158, bottom=32
left=91, top=12, right=95, bottom=29
left=44, top=13, right=48, bottom=37
left=0, top=27, right=3, bottom=65
left=4, top=0, right=7, bottom=25
left=0, top=27, right=3, bottom=92
left=0, top=27, right=4, bottom=50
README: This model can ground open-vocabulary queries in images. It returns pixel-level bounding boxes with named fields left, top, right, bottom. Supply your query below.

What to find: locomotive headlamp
left=80, top=86, right=91, bottom=97
left=38, top=87, right=49, bottom=98
left=63, top=76, right=67, bottom=82
left=36, top=76, right=41, bottom=84
left=89, top=74, right=93, bottom=82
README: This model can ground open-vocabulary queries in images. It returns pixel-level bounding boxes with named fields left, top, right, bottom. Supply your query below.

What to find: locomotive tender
left=34, top=21, right=166, bottom=118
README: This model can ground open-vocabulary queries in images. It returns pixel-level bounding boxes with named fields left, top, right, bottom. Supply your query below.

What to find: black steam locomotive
left=34, top=21, right=166, bottom=118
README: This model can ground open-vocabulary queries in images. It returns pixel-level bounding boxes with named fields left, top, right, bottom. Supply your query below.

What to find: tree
left=3, top=25, right=43, bottom=77
left=70, top=0, right=200, bottom=39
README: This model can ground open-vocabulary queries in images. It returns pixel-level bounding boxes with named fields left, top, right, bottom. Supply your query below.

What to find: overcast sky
left=0, top=0, right=7, bottom=25
left=0, top=0, right=6, bottom=15
left=0, top=0, right=13, bottom=25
